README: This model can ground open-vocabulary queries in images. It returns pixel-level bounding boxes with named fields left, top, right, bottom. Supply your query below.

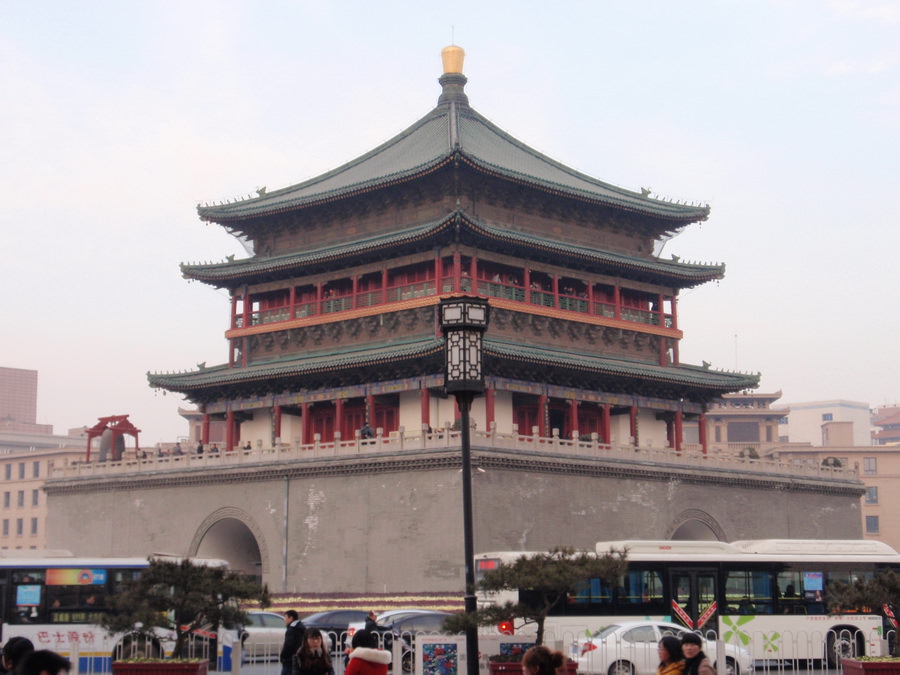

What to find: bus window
left=620, top=569, right=665, bottom=610
left=570, top=577, right=613, bottom=604
left=11, top=584, right=43, bottom=624
left=723, top=570, right=773, bottom=614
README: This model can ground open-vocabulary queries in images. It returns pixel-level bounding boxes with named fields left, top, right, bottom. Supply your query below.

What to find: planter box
left=842, top=660, right=900, bottom=675
left=112, top=661, right=209, bottom=675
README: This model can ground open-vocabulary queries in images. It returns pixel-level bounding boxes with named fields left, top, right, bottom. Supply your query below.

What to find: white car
left=575, top=621, right=752, bottom=675
left=241, top=610, right=285, bottom=660
left=241, top=610, right=332, bottom=661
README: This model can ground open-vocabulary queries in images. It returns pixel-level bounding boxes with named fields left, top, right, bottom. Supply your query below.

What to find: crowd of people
left=0, top=638, right=70, bottom=675
left=279, top=609, right=387, bottom=675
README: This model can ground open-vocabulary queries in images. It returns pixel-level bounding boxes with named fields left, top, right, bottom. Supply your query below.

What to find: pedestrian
left=196, top=442, right=203, bottom=454
left=294, top=628, right=333, bottom=675
left=281, top=610, right=306, bottom=675
left=360, top=423, right=374, bottom=440
left=656, top=637, right=684, bottom=675
left=17, top=651, right=69, bottom=675
left=1, top=636, right=35, bottom=674
left=521, top=645, right=566, bottom=675
left=344, top=630, right=390, bottom=675
left=364, top=611, right=378, bottom=632
left=680, top=634, right=714, bottom=675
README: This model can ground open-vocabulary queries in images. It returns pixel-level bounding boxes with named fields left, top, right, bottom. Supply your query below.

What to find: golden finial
left=441, top=45, right=465, bottom=75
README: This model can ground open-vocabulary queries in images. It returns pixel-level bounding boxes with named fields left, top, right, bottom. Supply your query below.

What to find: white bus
left=475, top=539, right=900, bottom=665
left=0, top=553, right=236, bottom=672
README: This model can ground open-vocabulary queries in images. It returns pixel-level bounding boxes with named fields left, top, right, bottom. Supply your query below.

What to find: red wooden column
left=602, top=403, right=611, bottom=445
left=230, top=293, right=238, bottom=329
left=316, top=282, right=323, bottom=313
left=588, top=282, right=595, bottom=316
left=453, top=252, right=461, bottom=291
left=485, top=387, right=495, bottom=431
left=301, top=402, right=310, bottom=446
left=659, top=337, right=668, bottom=367
left=674, top=410, right=683, bottom=455
left=666, top=418, right=674, bottom=450
left=434, top=254, right=442, bottom=293
left=242, top=287, right=250, bottom=327
left=551, top=275, right=559, bottom=307
left=629, top=405, right=638, bottom=446
left=670, top=295, right=678, bottom=330
left=351, top=275, right=358, bottom=309
left=420, top=389, right=430, bottom=429
left=366, top=394, right=375, bottom=425
left=613, top=285, right=621, bottom=320
left=288, top=285, right=296, bottom=320
left=538, top=394, right=548, bottom=436
left=225, top=410, right=235, bottom=452
left=201, top=414, right=210, bottom=445
left=335, top=398, right=344, bottom=439
left=381, top=269, right=389, bottom=304
left=698, top=412, right=708, bottom=455
left=241, top=337, right=248, bottom=367
left=469, top=256, right=478, bottom=289
left=568, top=399, right=578, bottom=438
left=274, top=405, right=282, bottom=442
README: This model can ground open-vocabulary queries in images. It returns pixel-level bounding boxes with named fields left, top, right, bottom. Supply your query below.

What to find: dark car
left=381, top=611, right=451, bottom=672
left=303, top=610, right=370, bottom=651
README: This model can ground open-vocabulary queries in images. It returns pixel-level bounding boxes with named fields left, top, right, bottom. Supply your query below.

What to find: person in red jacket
left=344, top=630, right=391, bottom=675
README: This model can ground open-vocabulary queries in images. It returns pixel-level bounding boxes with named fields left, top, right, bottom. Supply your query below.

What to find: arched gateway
left=190, top=508, right=268, bottom=582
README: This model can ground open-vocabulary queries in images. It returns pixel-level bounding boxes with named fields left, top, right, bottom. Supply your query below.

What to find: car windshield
left=592, top=624, right=622, bottom=638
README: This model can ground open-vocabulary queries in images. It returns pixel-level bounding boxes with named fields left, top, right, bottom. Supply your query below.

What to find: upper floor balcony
left=230, top=256, right=677, bottom=334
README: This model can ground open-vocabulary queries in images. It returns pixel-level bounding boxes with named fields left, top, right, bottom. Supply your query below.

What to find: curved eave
left=463, top=215, right=724, bottom=287
left=181, top=218, right=453, bottom=286
left=198, top=155, right=454, bottom=224
left=461, top=153, right=709, bottom=224
left=486, top=340, right=759, bottom=393
left=181, top=211, right=724, bottom=289
left=148, top=339, right=444, bottom=394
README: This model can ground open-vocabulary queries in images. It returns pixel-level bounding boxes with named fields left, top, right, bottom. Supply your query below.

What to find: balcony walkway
left=55, top=430, right=857, bottom=483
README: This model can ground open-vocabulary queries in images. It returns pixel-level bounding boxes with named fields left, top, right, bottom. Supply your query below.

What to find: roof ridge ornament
left=438, top=45, right=469, bottom=108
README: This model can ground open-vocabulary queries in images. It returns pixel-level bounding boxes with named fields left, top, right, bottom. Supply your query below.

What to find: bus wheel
left=608, top=661, right=635, bottom=675
left=826, top=628, right=860, bottom=667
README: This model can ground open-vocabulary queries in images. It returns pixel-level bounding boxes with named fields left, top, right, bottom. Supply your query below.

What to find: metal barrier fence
left=66, top=626, right=889, bottom=675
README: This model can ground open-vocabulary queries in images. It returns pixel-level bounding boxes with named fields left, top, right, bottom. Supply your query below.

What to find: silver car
left=575, top=621, right=753, bottom=675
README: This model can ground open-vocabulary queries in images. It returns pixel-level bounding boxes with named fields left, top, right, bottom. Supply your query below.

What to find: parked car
left=241, top=610, right=334, bottom=661
left=379, top=611, right=452, bottom=673
left=575, top=621, right=752, bottom=675
left=241, top=610, right=285, bottom=661
left=347, top=609, right=436, bottom=640
left=303, top=610, right=369, bottom=651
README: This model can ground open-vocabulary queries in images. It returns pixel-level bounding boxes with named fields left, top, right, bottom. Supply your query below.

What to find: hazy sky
left=2, top=1, right=898, bottom=445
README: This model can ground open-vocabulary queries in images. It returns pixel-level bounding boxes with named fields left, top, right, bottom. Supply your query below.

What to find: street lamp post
left=439, top=296, right=490, bottom=675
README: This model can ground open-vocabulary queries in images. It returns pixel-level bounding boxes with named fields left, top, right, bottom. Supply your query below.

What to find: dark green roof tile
left=197, top=97, right=708, bottom=224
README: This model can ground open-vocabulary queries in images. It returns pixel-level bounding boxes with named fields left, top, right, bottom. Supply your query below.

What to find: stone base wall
left=45, top=446, right=863, bottom=593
